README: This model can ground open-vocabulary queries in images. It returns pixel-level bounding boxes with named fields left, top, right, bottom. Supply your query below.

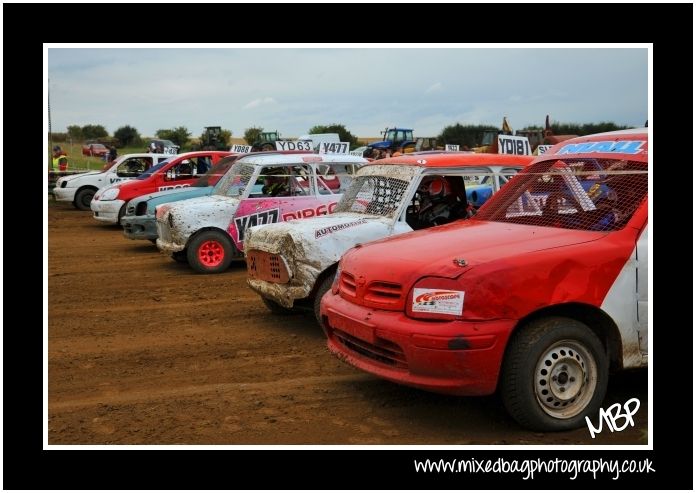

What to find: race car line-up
left=51, top=129, right=649, bottom=431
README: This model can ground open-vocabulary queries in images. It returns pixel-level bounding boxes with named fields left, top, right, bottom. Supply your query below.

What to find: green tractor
left=198, top=126, right=229, bottom=151
left=251, top=130, right=280, bottom=151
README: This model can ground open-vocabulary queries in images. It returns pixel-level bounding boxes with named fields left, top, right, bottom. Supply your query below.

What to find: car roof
left=235, top=153, right=368, bottom=166
left=376, top=152, right=534, bottom=168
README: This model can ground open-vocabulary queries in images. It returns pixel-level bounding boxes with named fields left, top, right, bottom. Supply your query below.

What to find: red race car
left=322, top=128, right=649, bottom=431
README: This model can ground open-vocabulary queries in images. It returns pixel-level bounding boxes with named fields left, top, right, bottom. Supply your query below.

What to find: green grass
left=48, top=143, right=148, bottom=171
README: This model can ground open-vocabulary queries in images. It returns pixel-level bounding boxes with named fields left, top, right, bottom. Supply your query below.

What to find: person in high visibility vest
left=51, top=145, right=69, bottom=171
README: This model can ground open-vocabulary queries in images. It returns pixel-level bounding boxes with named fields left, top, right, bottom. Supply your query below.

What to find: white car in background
left=52, top=153, right=170, bottom=210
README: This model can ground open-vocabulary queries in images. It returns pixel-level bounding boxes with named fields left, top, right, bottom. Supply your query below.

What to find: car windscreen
left=474, top=157, right=648, bottom=231
left=212, top=162, right=256, bottom=197
left=136, top=157, right=174, bottom=179
left=334, top=175, right=411, bottom=218
left=193, top=156, right=238, bottom=187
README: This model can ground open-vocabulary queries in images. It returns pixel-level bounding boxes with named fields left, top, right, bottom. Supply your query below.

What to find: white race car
left=52, top=153, right=169, bottom=210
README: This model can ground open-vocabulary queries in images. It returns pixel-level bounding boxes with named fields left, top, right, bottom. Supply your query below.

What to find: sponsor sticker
left=314, top=218, right=367, bottom=239
left=536, top=144, right=553, bottom=155
left=445, top=144, right=460, bottom=152
left=412, top=288, right=464, bottom=315
left=555, top=140, right=646, bottom=155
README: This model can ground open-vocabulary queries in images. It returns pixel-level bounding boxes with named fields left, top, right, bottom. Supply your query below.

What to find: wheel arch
left=511, top=303, right=624, bottom=372
left=308, top=263, right=338, bottom=299
left=185, top=226, right=240, bottom=255
left=76, top=184, right=99, bottom=194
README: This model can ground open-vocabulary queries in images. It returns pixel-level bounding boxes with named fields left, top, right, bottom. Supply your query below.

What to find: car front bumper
left=91, top=199, right=125, bottom=224
left=321, top=291, right=516, bottom=396
left=52, top=187, right=77, bottom=203
left=122, top=214, right=158, bottom=240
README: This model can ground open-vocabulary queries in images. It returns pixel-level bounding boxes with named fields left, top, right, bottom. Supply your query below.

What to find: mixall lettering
left=235, top=209, right=280, bottom=242
left=556, top=140, right=645, bottom=155
left=283, top=202, right=337, bottom=221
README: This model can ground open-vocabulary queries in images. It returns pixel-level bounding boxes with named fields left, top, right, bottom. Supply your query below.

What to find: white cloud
left=425, top=82, right=443, bottom=94
left=243, top=97, right=277, bottom=109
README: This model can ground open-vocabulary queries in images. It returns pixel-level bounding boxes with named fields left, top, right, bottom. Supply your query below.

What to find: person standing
left=108, top=146, right=118, bottom=163
left=51, top=145, right=69, bottom=171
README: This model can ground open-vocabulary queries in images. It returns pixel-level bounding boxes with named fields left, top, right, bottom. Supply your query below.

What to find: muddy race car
left=52, top=153, right=169, bottom=210
left=244, top=153, right=533, bottom=324
left=155, top=152, right=367, bottom=274
left=90, top=151, right=232, bottom=224
left=321, top=128, right=649, bottom=431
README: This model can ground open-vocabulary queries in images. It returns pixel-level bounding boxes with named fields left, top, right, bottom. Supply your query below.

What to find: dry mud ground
left=48, top=202, right=648, bottom=445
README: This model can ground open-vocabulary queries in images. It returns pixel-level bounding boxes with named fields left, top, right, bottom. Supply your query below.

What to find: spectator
left=108, top=146, right=118, bottom=163
left=51, top=145, right=69, bottom=171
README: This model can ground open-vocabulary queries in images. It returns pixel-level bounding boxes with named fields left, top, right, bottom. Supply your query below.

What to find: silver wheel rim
left=534, top=339, right=597, bottom=419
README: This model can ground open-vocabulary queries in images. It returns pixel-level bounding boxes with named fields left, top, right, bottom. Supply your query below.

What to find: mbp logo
left=585, top=397, right=640, bottom=439
left=235, top=209, right=280, bottom=242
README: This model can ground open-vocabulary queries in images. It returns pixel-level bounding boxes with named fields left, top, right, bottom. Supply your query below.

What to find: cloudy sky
left=46, top=46, right=649, bottom=139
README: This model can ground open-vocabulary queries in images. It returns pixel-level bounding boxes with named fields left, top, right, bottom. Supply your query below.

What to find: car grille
left=247, top=250, right=290, bottom=283
left=364, top=281, right=402, bottom=307
left=333, top=329, right=407, bottom=369
left=339, top=271, right=403, bottom=309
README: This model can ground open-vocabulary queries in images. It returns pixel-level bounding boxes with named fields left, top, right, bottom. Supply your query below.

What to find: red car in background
left=90, top=151, right=233, bottom=224
left=82, top=143, right=110, bottom=157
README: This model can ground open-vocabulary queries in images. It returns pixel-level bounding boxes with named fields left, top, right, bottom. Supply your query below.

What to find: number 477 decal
left=234, top=208, right=280, bottom=242
left=319, top=142, right=349, bottom=154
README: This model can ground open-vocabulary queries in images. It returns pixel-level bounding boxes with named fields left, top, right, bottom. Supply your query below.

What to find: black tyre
left=74, top=188, right=96, bottom=211
left=171, top=250, right=188, bottom=263
left=186, top=230, right=234, bottom=274
left=117, top=203, right=127, bottom=225
left=261, top=296, right=295, bottom=315
left=500, top=317, right=609, bottom=431
left=313, top=274, right=334, bottom=330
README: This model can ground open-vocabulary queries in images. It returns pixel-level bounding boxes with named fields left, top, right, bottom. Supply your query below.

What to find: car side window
left=116, top=158, right=147, bottom=177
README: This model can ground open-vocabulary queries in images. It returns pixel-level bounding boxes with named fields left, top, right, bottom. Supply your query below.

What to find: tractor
left=250, top=130, right=281, bottom=151
left=198, top=126, right=229, bottom=151
left=366, top=127, right=416, bottom=157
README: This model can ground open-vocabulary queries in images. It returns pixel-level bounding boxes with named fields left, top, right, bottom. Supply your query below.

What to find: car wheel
left=117, top=204, right=127, bottom=225
left=187, top=230, right=234, bottom=274
left=260, top=296, right=295, bottom=315
left=500, top=316, right=609, bottom=431
left=313, top=274, right=335, bottom=330
left=74, top=188, right=96, bottom=211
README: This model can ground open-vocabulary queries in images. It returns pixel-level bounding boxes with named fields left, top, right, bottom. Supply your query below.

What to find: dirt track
left=48, top=202, right=648, bottom=445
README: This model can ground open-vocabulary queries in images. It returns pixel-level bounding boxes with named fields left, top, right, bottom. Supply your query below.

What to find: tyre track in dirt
left=48, top=202, right=648, bottom=445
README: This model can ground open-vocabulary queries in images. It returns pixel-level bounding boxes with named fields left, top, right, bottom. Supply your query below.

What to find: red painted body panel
left=109, top=151, right=231, bottom=203
left=322, top=129, right=649, bottom=395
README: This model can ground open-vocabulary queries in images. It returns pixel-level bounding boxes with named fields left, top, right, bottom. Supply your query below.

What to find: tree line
left=52, top=120, right=636, bottom=151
